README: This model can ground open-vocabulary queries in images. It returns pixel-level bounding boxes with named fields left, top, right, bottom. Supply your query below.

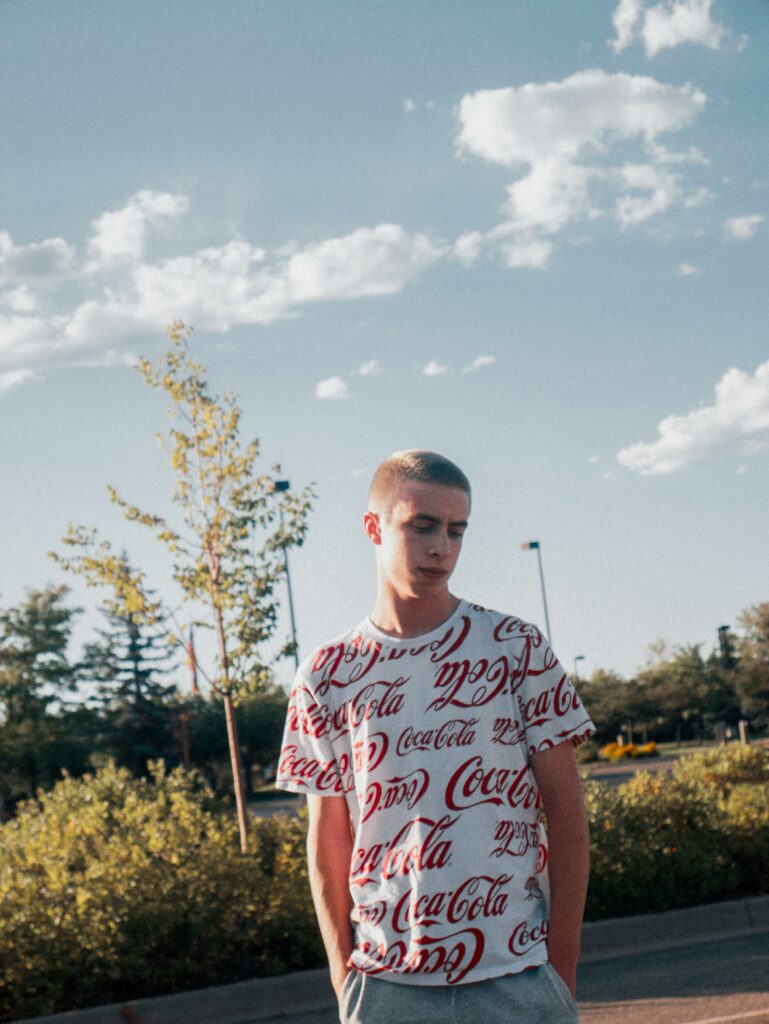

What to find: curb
left=11, top=895, right=769, bottom=1024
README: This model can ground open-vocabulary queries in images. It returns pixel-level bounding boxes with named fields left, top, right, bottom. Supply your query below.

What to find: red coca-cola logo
left=395, top=717, right=478, bottom=757
left=277, top=745, right=354, bottom=794
left=355, top=926, right=484, bottom=985
left=491, top=716, right=526, bottom=746
left=445, top=755, right=541, bottom=811
left=311, top=634, right=382, bottom=695
left=360, top=768, right=430, bottom=824
left=508, top=917, right=548, bottom=956
left=491, top=819, right=540, bottom=859
left=350, top=813, right=457, bottom=885
left=535, top=839, right=548, bottom=874
left=492, top=617, right=542, bottom=644
left=352, top=731, right=389, bottom=773
left=338, top=678, right=406, bottom=729
left=428, top=655, right=510, bottom=712
left=391, top=873, right=511, bottom=933
left=519, top=674, right=581, bottom=729
left=352, top=899, right=388, bottom=927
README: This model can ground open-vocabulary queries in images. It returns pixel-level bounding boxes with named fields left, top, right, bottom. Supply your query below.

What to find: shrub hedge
left=1, top=747, right=767, bottom=1021
left=0, top=762, right=322, bottom=1022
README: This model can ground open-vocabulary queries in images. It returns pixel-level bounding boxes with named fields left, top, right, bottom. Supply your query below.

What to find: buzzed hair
left=368, top=450, right=471, bottom=518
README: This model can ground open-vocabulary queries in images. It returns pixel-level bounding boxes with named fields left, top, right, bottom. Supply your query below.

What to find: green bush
left=0, top=762, right=323, bottom=1022
left=584, top=745, right=769, bottom=920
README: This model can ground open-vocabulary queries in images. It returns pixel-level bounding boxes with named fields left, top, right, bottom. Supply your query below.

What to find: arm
left=529, top=740, right=590, bottom=998
left=306, top=793, right=355, bottom=1001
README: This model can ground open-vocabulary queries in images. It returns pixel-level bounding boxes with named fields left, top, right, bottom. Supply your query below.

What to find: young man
left=275, top=450, right=595, bottom=1024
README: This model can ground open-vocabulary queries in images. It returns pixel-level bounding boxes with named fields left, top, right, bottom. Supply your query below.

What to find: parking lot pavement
left=578, top=932, right=769, bottom=1024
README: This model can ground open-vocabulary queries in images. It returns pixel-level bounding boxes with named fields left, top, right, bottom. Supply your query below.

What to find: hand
left=331, top=965, right=352, bottom=1002
left=548, top=956, right=577, bottom=999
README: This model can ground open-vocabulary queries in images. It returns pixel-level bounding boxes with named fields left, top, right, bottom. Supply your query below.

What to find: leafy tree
left=0, top=586, right=92, bottom=803
left=80, top=594, right=179, bottom=775
left=50, top=323, right=313, bottom=850
left=734, top=602, right=769, bottom=729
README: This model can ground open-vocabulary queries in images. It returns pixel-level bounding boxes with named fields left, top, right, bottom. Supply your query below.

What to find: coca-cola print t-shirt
left=275, top=599, right=595, bottom=987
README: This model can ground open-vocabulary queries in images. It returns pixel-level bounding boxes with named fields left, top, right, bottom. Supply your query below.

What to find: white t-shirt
left=275, top=599, right=595, bottom=987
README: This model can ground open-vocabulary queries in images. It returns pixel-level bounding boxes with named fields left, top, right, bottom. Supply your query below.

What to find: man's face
left=367, top=480, right=470, bottom=598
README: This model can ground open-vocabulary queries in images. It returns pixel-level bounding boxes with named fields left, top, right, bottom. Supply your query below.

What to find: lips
left=418, top=567, right=448, bottom=578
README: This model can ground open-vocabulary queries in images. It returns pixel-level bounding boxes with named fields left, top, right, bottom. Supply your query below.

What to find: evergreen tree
left=81, top=595, right=178, bottom=775
left=0, top=586, right=92, bottom=803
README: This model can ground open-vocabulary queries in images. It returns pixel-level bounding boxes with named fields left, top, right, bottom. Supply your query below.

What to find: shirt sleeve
left=515, top=624, right=596, bottom=758
left=274, top=668, right=353, bottom=796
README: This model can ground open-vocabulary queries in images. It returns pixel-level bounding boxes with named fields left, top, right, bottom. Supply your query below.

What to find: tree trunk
left=223, top=691, right=249, bottom=852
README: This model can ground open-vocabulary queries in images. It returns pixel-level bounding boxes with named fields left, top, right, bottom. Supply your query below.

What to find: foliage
left=0, top=587, right=92, bottom=803
left=734, top=603, right=769, bottom=729
left=50, top=321, right=314, bottom=850
left=79, top=589, right=179, bottom=776
left=599, top=741, right=658, bottom=761
left=0, top=762, right=322, bottom=1022
left=584, top=745, right=769, bottom=919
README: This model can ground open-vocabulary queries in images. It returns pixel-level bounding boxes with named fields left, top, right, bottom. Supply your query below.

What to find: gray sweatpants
left=339, top=963, right=580, bottom=1024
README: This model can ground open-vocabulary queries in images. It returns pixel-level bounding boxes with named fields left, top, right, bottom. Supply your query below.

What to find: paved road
left=264, top=933, right=769, bottom=1024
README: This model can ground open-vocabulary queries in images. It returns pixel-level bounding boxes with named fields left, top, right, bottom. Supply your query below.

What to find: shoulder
left=297, top=620, right=379, bottom=687
left=463, top=601, right=546, bottom=646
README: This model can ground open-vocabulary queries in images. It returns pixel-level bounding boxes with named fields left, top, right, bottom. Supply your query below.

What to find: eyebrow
left=410, top=513, right=469, bottom=528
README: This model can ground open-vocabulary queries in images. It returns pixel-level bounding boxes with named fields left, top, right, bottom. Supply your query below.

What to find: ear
left=363, top=510, right=382, bottom=545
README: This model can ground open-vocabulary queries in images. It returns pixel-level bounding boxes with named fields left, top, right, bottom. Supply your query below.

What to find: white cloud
left=358, top=359, right=383, bottom=376
left=610, top=0, right=644, bottom=53
left=315, top=376, right=349, bottom=400
left=462, top=355, right=496, bottom=373
left=588, top=454, right=601, bottom=464
left=403, top=98, right=415, bottom=113
left=455, top=71, right=705, bottom=168
left=0, top=194, right=446, bottom=393
left=609, top=0, right=733, bottom=58
left=614, top=163, right=681, bottom=226
left=453, top=231, right=485, bottom=266
left=87, top=190, right=190, bottom=266
left=724, top=214, right=764, bottom=241
left=616, top=358, right=769, bottom=474
left=677, top=261, right=700, bottom=275
left=423, top=359, right=450, bottom=377
left=0, top=231, right=75, bottom=279
left=1, top=285, right=38, bottom=312
left=454, top=70, right=708, bottom=268
left=642, top=0, right=728, bottom=57
left=0, top=367, right=37, bottom=393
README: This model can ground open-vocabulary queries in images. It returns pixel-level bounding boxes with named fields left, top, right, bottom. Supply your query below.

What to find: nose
left=428, top=530, right=451, bottom=560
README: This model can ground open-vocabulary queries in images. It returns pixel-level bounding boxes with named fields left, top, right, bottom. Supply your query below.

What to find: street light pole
left=521, top=540, right=552, bottom=643
left=573, top=655, right=585, bottom=680
left=275, top=480, right=300, bottom=670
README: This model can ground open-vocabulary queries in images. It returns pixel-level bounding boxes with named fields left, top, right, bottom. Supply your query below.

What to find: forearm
left=545, top=805, right=590, bottom=991
left=307, top=815, right=355, bottom=995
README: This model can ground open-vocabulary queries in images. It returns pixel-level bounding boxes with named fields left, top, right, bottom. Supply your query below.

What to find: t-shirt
left=274, top=599, right=595, bottom=987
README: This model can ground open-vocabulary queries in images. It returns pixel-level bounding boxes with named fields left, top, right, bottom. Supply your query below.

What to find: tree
left=51, top=322, right=313, bottom=850
left=734, top=602, right=769, bottom=729
left=80, top=589, right=178, bottom=775
left=0, top=586, right=92, bottom=802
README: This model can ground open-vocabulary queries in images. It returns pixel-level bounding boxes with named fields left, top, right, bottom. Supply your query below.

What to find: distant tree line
left=0, top=584, right=287, bottom=818
left=578, top=602, right=769, bottom=746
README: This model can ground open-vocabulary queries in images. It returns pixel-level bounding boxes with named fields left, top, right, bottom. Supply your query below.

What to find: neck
left=369, top=587, right=460, bottom=639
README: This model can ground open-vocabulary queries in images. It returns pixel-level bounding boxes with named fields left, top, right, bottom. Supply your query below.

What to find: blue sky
left=1, top=0, right=767, bottom=689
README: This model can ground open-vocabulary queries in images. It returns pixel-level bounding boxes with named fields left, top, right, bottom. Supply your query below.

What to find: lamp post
left=275, top=480, right=300, bottom=670
left=573, top=655, right=585, bottom=680
left=521, top=540, right=552, bottom=643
